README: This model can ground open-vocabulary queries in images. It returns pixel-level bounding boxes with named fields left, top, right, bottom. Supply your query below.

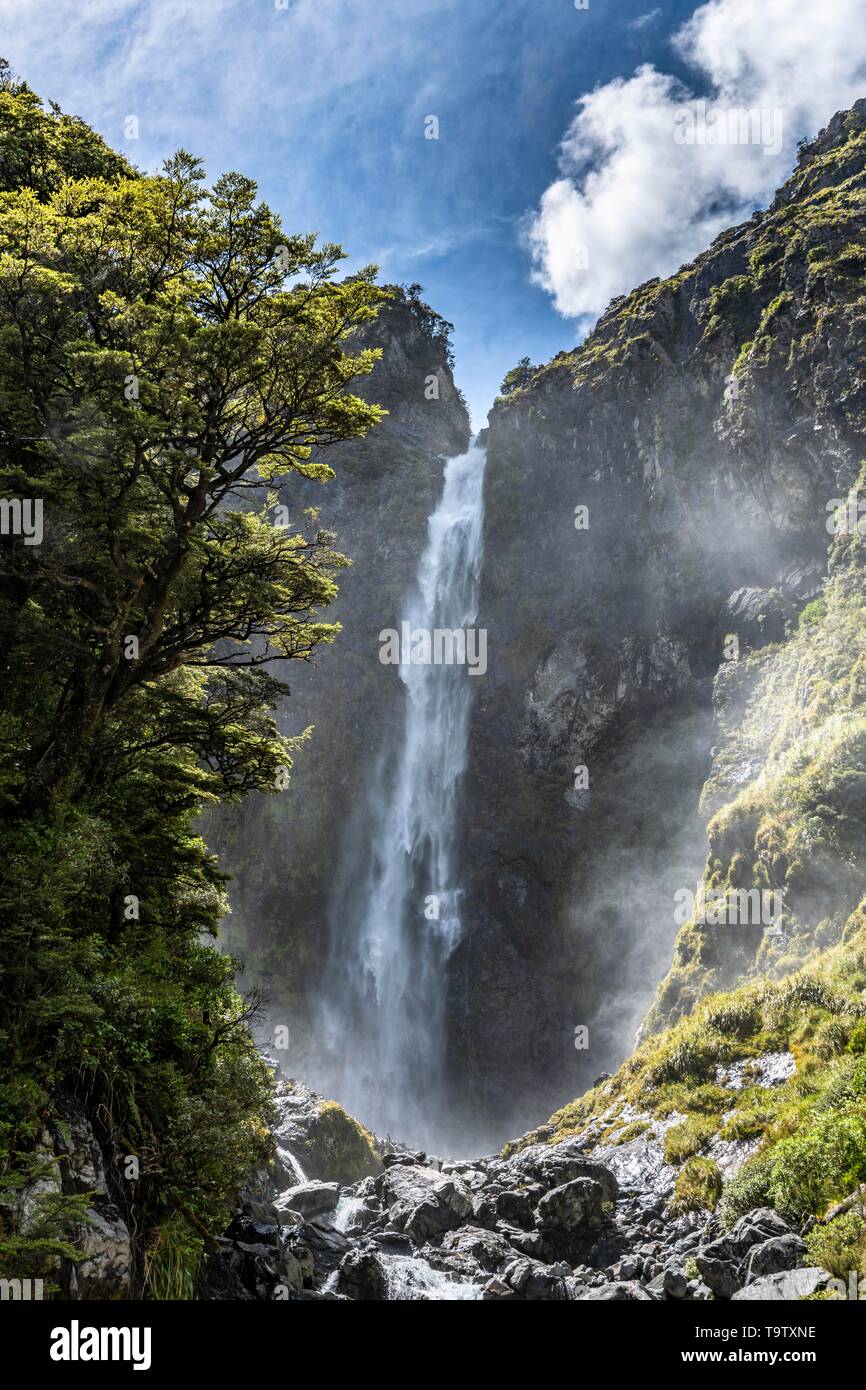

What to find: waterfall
left=314, top=443, right=487, bottom=1149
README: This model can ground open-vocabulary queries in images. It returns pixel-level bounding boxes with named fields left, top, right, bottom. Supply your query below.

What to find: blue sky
left=3, top=0, right=864, bottom=425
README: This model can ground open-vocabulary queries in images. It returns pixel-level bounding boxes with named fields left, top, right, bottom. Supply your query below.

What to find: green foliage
left=708, top=274, right=753, bottom=319
left=721, top=1056, right=866, bottom=1225
left=719, top=1155, right=775, bottom=1227
left=0, top=70, right=388, bottom=1291
left=307, top=1100, right=381, bottom=1183
left=142, top=1213, right=206, bottom=1300
left=0, top=60, right=133, bottom=197
left=498, top=356, right=536, bottom=398
left=401, top=282, right=455, bottom=368
left=799, top=595, right=828, bottom=628
left=805, top=1208, right=866, bottom=1282
left=663, top=1115, right=718, bottom=1164
left=0, top=1155, right=92, bottom=1286
left=671, top=1158, right=723, bottom=1215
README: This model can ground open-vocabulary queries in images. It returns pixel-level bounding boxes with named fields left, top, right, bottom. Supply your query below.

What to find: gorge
left=220, top=99, right=866, bottom=1158
left=3, top=66, right=866, bottom=1308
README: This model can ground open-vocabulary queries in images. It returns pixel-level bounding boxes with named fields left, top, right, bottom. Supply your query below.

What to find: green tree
left=0, top=70, right=389, bottom=1294
left=499, top=355, right=535, bottom=396
left=0, top=145, right=386, bottom=809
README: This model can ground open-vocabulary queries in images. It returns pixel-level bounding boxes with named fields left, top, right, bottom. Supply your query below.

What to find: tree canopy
left=0, top=65, right=388, bottom=1294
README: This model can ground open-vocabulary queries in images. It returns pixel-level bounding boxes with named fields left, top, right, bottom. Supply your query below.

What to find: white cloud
left=628, top=8, right=662, bottom=31
left=528, top=0, right=866, bottom=319
left=0, top=0, right=447, bottom=171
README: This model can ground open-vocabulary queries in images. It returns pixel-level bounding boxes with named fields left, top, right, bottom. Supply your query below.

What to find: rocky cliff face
left=452, top=102, right=866, bottom=1138
left=213, top=288, right=470, bottom=1067
left=217, top=104, right=866, bottom=1159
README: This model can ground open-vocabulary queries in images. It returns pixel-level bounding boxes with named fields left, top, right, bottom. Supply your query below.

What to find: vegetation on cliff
left=515, top=480, right=866, bottom=1280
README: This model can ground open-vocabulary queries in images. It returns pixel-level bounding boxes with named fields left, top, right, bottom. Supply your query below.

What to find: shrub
left=805, top=1208, right=866, bottom=1282
left=671, top=1158, right=723, bottom=1214
left=664, top=1115, right=718, bottom=1165
left=704, top=996, right=762, bottom=1039
left=720, top=1155, right=775, bottom=1227
left=728, top=1101, right=866, bottom=1223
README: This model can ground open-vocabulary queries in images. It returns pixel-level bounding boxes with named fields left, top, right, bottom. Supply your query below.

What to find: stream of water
left=314, top=443, right=487, bottom=1148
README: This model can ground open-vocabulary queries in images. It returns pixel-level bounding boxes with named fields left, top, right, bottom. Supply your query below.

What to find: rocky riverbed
left=201, top=1072, right=847, bottom=1302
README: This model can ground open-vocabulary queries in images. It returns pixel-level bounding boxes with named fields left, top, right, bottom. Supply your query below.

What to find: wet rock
left=275, top=1180, right=340, bottom=1219
left=482, top=1276, right=517, bottom=1300
left=502, top=1140, right=618, bottom=1204
left=381, top=1165, right=475, bottom=1243
left=368, top=1230, right=413, bottom=1252
left=722, top=588, right=790, bottom=650
left=225, top=1210, right=281, bottom=1247
left=336, top=1247, right=388, bottom=1300
left=496, top=1221, right=545, bottom=1257
left=269, top=1082, right=382, bottom=1186
left=296, top=1220, right=350, bottom=1284
left=202, top=1235, right=306, bottom=1301
left=495, top=1188, right=538, bottom=1227
left=525, top=1268, right=571, bottom=1300
left=715, top=1053, right=796, bottom=1091
left=501, top=1256, right=536, bottom=1294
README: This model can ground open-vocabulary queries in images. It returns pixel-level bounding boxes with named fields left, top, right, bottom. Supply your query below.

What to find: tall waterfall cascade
left=314, top=443, right=487, bottom=1148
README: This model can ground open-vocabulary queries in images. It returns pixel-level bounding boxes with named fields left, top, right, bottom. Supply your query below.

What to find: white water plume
left=314, top=443, right=487, bottom=1148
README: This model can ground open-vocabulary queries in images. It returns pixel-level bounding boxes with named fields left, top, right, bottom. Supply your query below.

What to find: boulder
left=732, top=1268, right=832, bottom=1301
left=525, top=1264, right=572, bottom=1300
left=504, top=1141, right=618, bottom=1204
left=579, top=1280, right=655, bottom=1300
left=482, top=1277, right=517, bottom=1300
left=275, top=1180, right=340, bottom=1219
left=694, top=1253, right=741, bottom=1300
left=536, top=1177, right=607, bottom=1236
left=380, top=1165, right=475, bottom=1244
left=496, top=1221, right=545, bottom=1257
left=202, top=1235, right=306, bottom=1301
left=495, top=1188, right=539, bottom=1227
left=440, top=1226, right=515, bottom=1273
left=336, top=1247, right=388, bottom=1300
left=293, top=1220, right=350, bottom=1283
left=725, top=1207, right=793, bottom=1261
left=743, top=1233, right=807, bottom=1283
left=68, top=1206, right=132, bottom=1299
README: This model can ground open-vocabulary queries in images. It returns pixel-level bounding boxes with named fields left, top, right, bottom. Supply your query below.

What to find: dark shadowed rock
left=336, top=1247, right=388, bottom=1301
left=743, top=1233, right=807, bottom=1283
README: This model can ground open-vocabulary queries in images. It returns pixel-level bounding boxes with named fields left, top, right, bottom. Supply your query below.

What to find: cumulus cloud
left=529, top=0, right=866, bottom=319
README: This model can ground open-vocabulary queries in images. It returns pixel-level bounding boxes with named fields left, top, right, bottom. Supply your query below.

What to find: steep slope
left=453, top=101, right=866, bottom=1138
left=517, top=504, right=866, bottom=1251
